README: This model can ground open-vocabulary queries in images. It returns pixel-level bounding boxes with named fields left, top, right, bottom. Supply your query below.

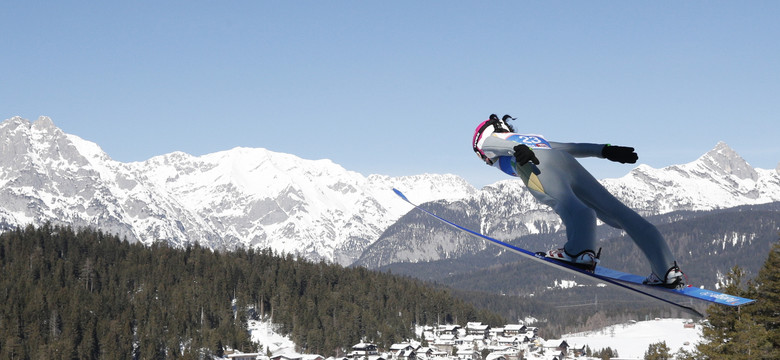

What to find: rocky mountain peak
left=32, top=115, right=57, bottom=130
left=2, top=116, right=62, bottom=139
left=1, top=116, right=90, bottom=170
left=695, top=141, right=758, bottom=181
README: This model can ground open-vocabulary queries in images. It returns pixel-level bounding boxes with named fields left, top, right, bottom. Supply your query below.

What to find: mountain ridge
left=354, top=141, right=780, bottom=268
left=0, top=116, right=476, bottom=265
left=1, top=116, right=778, bottom=267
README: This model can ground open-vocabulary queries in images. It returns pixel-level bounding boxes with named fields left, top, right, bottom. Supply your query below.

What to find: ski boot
left=537, top=248, right=600, bottom=272
left=643, top=262, right=686, bottom=289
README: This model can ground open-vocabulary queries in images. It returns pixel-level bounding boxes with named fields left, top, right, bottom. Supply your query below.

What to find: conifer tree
left=697, top=240, right=780, bottom=359
left=697, top=265, right=756, bottom=358
left=644, top=341, right=671, bottom=360
left=727, top=311, right=773, bottom=359
left=591, top=346, right=617, bottom=360
left=748, top=239, right=780, bottom=355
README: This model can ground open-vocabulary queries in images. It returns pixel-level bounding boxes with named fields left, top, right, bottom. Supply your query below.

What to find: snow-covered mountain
left=355, top=143, right=780, bottom=268
left=0, top=116, right=476, bottom=265
left=602, top=141, right=780, bottom=213
left=2, top=116, right=779, bottom=268
left=354, top=181, right=564, bottom=268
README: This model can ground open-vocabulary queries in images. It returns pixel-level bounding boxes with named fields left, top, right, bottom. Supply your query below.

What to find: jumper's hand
left=602, top=145, right=638, bottom=164
left=514, top=144, right=540, bottom=166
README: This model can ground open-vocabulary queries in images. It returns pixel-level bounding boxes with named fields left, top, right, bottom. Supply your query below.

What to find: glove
left=602, top=145, right=638, bottom=164
left=513, top=144, right=540, bottom=166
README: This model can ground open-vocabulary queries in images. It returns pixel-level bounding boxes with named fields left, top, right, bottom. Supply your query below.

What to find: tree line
left=693, top=237, right=780, bottom=359
left=0, top=224, right=504, bottom=359
left=643, top=237, right=780, bottom=359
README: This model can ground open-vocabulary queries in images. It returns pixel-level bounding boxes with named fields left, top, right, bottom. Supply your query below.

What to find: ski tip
left=392, top=188, right=409, bottom=202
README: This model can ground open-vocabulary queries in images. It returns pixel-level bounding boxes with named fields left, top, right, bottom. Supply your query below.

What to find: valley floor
left=559, top=318, right=700, bottom=359
left=236, top=317, right=702, bottom=360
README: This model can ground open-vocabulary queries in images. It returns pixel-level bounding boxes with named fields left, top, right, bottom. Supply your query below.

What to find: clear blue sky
left=3, top=1, right=778, bottom=187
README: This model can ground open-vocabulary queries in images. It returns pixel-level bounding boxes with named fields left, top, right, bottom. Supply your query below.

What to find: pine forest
left=0, top=224, right=504, bottom=359
left=2, top=223, right=779, bottom=359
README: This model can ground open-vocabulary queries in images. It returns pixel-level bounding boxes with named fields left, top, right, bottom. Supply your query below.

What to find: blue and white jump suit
left=474, top=126, right=677, bottom=278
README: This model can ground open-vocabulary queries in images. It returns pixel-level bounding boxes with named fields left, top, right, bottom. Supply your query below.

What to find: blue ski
left=392, top=188, right=754, bottom=316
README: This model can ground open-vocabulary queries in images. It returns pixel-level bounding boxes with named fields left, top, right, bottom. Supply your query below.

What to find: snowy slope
left=601, top=141, right=780, bottom=213
left=0, top=116, right=476, bottom=265
left=558, top=318, right=702, bottom=359
left=129, top=146, right=476, bottom=264
left=247, top=319, right=296, bottom=355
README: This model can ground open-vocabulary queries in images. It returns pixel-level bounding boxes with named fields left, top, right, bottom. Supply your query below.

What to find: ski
left=392, top=188, right=755, bottom=316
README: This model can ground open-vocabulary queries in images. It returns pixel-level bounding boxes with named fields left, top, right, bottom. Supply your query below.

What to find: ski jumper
left=474, top=124, right=677, bottom=278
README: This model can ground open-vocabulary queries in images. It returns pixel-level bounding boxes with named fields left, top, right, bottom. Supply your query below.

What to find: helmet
left=472, top=114, right=517, bottom=165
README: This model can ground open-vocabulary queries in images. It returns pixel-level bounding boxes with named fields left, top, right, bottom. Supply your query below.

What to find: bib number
left=506, top=134, right=552, bottom=149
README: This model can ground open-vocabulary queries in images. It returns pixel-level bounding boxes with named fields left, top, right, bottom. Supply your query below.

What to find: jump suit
left=476, top=129, right=677, bottom=278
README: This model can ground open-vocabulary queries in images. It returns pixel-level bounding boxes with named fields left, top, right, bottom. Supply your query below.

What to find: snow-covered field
left=560, top=318, right=702, bottom=359
left=248, top=319, right=296, bottom=355
left=244, top=317, right=703, bottom=360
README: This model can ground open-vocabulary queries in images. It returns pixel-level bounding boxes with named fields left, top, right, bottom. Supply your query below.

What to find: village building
left=455, top=334, right=485, bottom=349
left=494, top=336, right=523, bottom=348
left=455, top=349, right=480, bottom=360
left=388, top=343, right=415, bottom=353
left=465, top=322, right=490, bottom=339
left=387, top=343, right=417, bottom=360
left=488, top=327, right=503, bottom=339
left=229, top=353, right=263, bottom=360
left=492, top=347, right=523, bottom=360
left=437, top=324, right=461, bottom=337
left=394, top=349, right=415, bottom=360
left=415, top=346, right=441, bottom=359
left=501, top=324, right=526, bottom=337
left=542, top=340, right=569, bottom=359
left=271, top=354, right=303, bottom=360
left=350, top=343, right=380, bottom=360
left=431, top=334, right=456, bottom=356
left=570, top=345, right=588, bottom=357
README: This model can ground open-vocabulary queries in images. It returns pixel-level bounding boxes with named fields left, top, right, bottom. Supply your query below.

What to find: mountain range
left=0, top=116, right=475, bottom=265
left=355, top=141, right=780, bottom=268
left=1, top=116, right=779, bottom=268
